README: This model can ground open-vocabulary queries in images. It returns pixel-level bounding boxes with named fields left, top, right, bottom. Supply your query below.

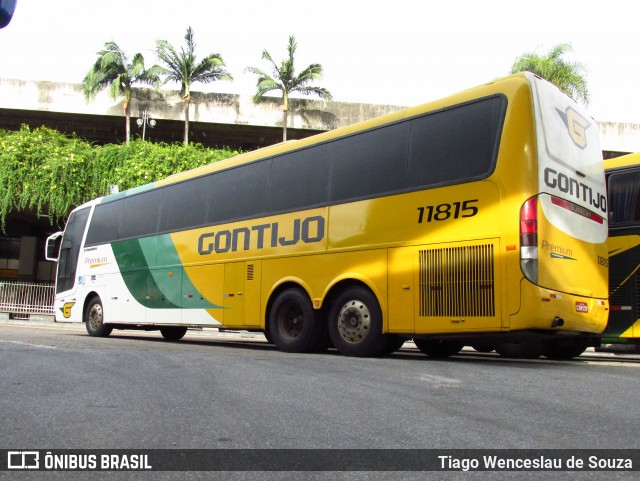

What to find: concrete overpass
left=0, top=78, right=406, bottom=149
left=2, top=78, right=639, bottom=155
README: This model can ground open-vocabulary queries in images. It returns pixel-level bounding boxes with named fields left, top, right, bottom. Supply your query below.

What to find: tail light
left=520, top=196, right=538, bottom=283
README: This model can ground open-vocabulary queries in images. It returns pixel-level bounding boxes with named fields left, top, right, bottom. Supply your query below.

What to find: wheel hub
left=337, top=300, right=370, bottom=344
left=88, top=304, right=103, bottom=330
left=279, top=302, right=303, bottom=339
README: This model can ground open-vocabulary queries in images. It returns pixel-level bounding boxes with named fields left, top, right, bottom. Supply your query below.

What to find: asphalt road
left=1, top=322, right=638, bottom=481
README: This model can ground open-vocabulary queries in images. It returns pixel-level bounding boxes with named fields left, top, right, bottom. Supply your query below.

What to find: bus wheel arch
left=84, top=294, right=112, bottom=337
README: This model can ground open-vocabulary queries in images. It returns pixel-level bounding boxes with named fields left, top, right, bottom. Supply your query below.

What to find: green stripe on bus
left=112, top=236, right=222, bottom=309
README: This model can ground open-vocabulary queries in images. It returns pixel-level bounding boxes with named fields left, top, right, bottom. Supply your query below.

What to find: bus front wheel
left=268, top=288, right=324, bottom=353
left=84, top=296, right=112, bottom=337
left=328, top=286, right=387, bottom=357
left=160, top=326, right=188, bottom=341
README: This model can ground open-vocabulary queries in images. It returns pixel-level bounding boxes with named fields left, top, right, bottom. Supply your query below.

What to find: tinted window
left=207, top=160, right=270, bottom=224
left=57, top=207, right=90, bottom=293
left=159, top=176, right=209, bottom=232
left=407, top=96, right=506, bottom=189
left=120, top=190, right=162, bottom=239
left=608, top=170, right=640, bottom=225
left=85, top=200, right=123, bottom=246
left=269, top=145, right=330, bottom=213
left=330, top=122, right=410, bottom=202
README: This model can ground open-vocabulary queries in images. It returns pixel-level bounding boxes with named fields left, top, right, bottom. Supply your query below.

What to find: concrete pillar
left=18, top=236, right=37, bottom=281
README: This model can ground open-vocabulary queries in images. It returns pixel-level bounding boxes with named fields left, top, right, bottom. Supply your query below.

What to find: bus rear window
left=609, top=170, right=640, bottom=225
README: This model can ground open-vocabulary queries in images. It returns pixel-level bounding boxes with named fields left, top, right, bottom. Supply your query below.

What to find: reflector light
left=520, top=196, right=538, bottom=283
left=551, top=196, right=604, bottom=224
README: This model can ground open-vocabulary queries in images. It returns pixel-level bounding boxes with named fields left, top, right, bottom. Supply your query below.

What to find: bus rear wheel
left=414, top=339, right=463, bottom=358
left=328, top=286, right=387, bottom=357
left=269, top=288, right=324, bottom=353
left=84, top=296, right=112, bottom=337
left=160, top=326, right=188, bottom=341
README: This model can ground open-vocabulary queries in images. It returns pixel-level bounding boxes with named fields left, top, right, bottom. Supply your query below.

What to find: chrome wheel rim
left=337, top=299, right=370, bottom=344
left=88, top=303, right=103, bottom=331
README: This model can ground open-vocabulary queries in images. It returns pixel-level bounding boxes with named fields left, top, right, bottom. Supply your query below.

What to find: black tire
left=381, top=335, right=406, bottom=355
left=84, top=296, right=112, bottom=337
left=543, top=337, right=590, bottom=360
left=495, top=339, right=546, bottom=359
left=471, top=343, right=495, bottom=353
left=263, top=330, right=274, bottom=344
left=268, top=288, right=324, bottom=353
left=414, top=339, right=463, bottom=358
left=160, top=326, right=188, bottom=341
left=328, top=286, right=387, bottom=357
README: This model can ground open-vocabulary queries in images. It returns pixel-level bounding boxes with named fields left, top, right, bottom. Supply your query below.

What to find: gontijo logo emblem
left=556, top=106, right=591, bottom=149
left=60, top=302, right=75, bottom=318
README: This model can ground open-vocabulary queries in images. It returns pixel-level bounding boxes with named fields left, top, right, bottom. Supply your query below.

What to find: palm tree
left=156, top=27, right=233, bottom=145
left=246, top=35, right=333, bottom=142
left=510, top=43, right=589, bottom=105
left=83, top=42, right=162, bottom=143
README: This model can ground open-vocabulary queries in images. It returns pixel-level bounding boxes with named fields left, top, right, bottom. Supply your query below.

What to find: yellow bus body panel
left=154, top=74, right=606, bottom=337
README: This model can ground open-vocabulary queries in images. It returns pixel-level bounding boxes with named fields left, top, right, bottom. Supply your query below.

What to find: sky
left=1, top=0, right=639, bottom=123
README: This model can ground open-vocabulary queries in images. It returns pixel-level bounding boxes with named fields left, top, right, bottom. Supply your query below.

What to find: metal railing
left=0, top=281, right=55, bottom=316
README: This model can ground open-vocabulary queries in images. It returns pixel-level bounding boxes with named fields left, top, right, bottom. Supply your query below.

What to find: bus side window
left=207, top=160, right=270, bottom=225
left=268, top=145, right=330, bottom=213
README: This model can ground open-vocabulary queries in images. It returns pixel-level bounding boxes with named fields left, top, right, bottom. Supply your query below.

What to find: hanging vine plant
left=0, top=125, right=239, bottom=231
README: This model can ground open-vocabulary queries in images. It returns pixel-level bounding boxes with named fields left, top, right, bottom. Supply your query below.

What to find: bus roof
left=604, top=152, right=640, bottom=171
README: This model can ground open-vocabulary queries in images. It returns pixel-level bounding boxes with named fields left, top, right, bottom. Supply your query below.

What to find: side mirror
left=0, top=0, right=17, bottom=29
left=45, top=232, right=63, bottom=262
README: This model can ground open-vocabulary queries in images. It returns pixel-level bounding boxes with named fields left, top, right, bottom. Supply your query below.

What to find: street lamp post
left=136, top=110, right=156, bottom=141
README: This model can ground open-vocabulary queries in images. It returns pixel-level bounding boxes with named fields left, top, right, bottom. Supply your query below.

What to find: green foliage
left=510, top=43, right=589, bottom=105
left=0, top=125, right=238, bottom=230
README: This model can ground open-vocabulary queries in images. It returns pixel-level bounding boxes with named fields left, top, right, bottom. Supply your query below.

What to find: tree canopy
left=83, top=41, right=163, bottom=142
left=246, top=35, right=332, bottom=141
left=156, top=27, right=233, bottom=145
left=510, top=43, right=589, bottom=105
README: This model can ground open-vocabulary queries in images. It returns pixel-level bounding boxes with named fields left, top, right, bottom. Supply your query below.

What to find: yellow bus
left=45, top=72, right=609, bottom=358
left=603, top=152, right=640, bottom=351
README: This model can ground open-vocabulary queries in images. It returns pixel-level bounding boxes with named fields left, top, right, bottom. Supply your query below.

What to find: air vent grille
left=419, top=244, right=495, bottom=317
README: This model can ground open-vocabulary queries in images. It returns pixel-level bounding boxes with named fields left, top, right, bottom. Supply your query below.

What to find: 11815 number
left=417, top=199, right=479, bottom=223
